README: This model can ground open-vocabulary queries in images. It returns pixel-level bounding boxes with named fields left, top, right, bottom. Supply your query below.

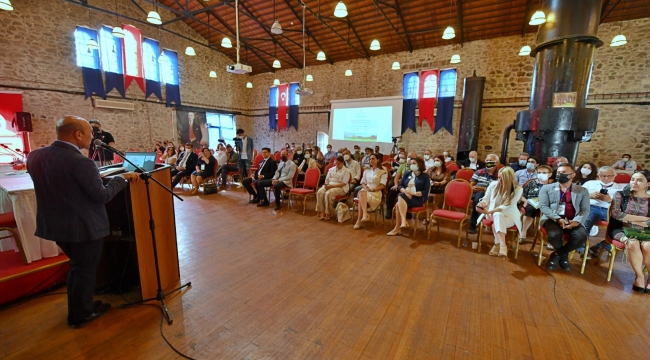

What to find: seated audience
left=387, top=157, right=430, bottom=236
left=374, top=146, right=384, bottom=162
left=160, top=146, right=177, bottom=165
left=539, top=163, right=590, bottom=271
left=385, top=151, right=415, bottom=219
left=607, top=170, right=650, bottom=292
left=458, top=150, right=485, bottom=170
left=575, top=162, right=598, bottom=185
left=171, top=143, right=198, bottom=189
left=475, top=167, right=523, bottom=259
left=215, top=143, right=227, bottom=166
left=244, top=147, right=277, bottom=203
left=550, top=156, right=569, bottom=179
left=316, top=156, right=351, bottom=220
left=154, top=140, right=165, bottom=153
left=509, top=152, right=530, bottom=172
left=515, top=156, right=540, bottom=185
left=297, top=148, right=321, bottom=181
left=426, top=155, right=451, bottom=225
left=423, top=149, right=434, bottom=170
left=353, top=154, right=387, bottom=229
left=256, top=150, right=297, bottom=210
left=292, top=145, right=305, bottom=166
left=215, top=145, right=239, bottom=189
left=581, top=166, right=623, bottom=254
left=313, top=146, right=325, bottom=168
left=443, top=150, right=454, bottom=163
left=342, top=149, right=361, bottom=195
left=612, top=153, right=637, bottom=171
left=353, top=145, right=363, bottom=162
left=361, top=147, right=373, bottom=169
left=519, top=165, right=553, bottom=241
left=189, top=148, right=216, bottom=195
left=324, top=145, right=336, bottom=163
left=468, top=153, right=501, bottom=234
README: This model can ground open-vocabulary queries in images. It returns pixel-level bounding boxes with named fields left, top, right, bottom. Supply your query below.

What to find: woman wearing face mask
left=426, top=155, right=451, bottom=225
left=214, top=143, right=228, bottom=166
left=574, top=162, right=598, bottom=185
left=354, top=154, right=387, bottom=229
left=519, top=165, right=553, bottom=242
left=607, top=170, right=650, bottom=293
left=316, top=156, right=351, bottom=221
left=475, top=167, right=523, bottom=258
left=190, top=147, right=216, bottom=195
left=442, top=150, right=454, bottom=163
left=292, top=145, right=304, bottom=165
left=297, top=149, right=320, bottom=181
left=388, top=157, right=430, bottom=236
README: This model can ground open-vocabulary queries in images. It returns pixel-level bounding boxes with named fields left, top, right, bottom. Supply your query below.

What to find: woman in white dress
left=316, top=156, right=351, bottom=221
left=354, top=154, right=387, bottom=229
left=475, top=167, right=523, bottom=259
left=215, top=143, right=228, bottom=166
left=160, top=146, right=177, bottom=165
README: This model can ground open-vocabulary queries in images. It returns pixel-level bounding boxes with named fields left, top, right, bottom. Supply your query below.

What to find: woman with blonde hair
left=476, top=167, right=524, bottom=258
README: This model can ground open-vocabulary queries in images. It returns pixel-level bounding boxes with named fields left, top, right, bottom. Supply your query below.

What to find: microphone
left=94, top=139, right=121, bottom=154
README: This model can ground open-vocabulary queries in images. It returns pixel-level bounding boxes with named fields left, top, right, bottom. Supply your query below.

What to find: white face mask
left=424, top=155, right=431, bottom=160
left=296, top=151, right=302, bottom=155
left=304, top=153, right=311, bottom=159
left=537, top=173, right=549, bottom=182
left=410, top=164, right=419, bottom=172
left=406, top=157, right=411, bottom=163
left=469, top=157, right=476, bottom=163
left=443, top=152, right=449, bottom=156
left=399, top=158, right=405, bottom=164
left=623, top=157, right=630, bottom=162
left=343, top=154, right=350, bottom=161
left=433, top=161, right=442, bottom=168
left=580, top=168, right=592, bottom=176
left=445, top=157, right=452, bottom=163
left=327, top=148, right=332, bottom=152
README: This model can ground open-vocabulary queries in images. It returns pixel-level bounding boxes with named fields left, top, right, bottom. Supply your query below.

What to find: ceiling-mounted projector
left=226, top=63, right=252, bottom=74
left=295, top=85, right=313, bottom=96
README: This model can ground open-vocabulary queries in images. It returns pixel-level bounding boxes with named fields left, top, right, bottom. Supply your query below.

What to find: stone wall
left=0, top=0, right=251, bottom=152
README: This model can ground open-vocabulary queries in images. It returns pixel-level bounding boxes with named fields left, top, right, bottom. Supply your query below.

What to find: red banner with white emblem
left=418, top=69, right=439, bottom=130
left=277, top=83, right=289, bottom=132
left=122, top=25, right=145, bottom=93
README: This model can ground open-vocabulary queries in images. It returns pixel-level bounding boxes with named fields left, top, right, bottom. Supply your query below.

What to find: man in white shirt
left=235, top=128, right=254, bottom=187
left=612, top=153, right=637, bottom=171
left=343, top=149, right=361, bottom=195
left=582, top=166, right=623, bottom=249
left=255, top=149, right=296, bottom=210
left=423, top=149, right=435, bottom=170
left=459, top=150, right=485, bottom=170
left=514, top=156, right=540, bottom=185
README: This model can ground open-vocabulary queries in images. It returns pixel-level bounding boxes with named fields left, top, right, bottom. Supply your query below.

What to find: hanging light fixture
left=147, top=10, right=162, bottom=25
left=306, top=74, right=313, bottom=82
left=345, top=69, right=352, bottom=76
left=273, top=59, right=281, bottom=68
left=270, top=0, right=282, bottom=34
left=246, top=82, right=253, bottom=88
left=221, top=37, right=233, bottom=48
left=0, top=0, right=13, bottom=11
left=316, top=51, right=326, bottom=61
left=185, top=46, right=196, bottom=56
left=370, top=39, right=380, bottom=51
left=518, top=45, right=531, bottom=56
left=209, top=71, right=217, bottom=78
left=87, top=38, right=100, bottom=50
left=334, top=1, right=348, bottom=18
left=391, top=62, right=401, bottom=70
left=442, top=26, right=456, bottom=40
left=610, top=33, right=627, bottom=47
left=450, top=54, right=461, bottom=64
left=529, top=10, right=546, bottom=25
left=111, top=0, right=125, bottom=38
left=273, top=79, right=281, bottom=86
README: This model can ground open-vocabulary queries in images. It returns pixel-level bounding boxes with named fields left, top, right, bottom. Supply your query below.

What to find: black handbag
left=203, top=182, right=217, bottom=195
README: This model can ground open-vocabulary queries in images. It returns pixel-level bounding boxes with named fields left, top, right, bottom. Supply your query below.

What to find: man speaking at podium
left=27, top=115, right=139, bottom=328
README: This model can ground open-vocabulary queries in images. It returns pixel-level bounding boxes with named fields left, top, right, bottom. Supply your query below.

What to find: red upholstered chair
left=446, top=162, right=460, bottom=174
left=429, top=179, right=472, bottom=245
left=614, top=173, right=631, bottom=184
left=392, top=203, right=428, bottom=237
left=495, top=163, right=505, bottom=171
left=267, top=167, right=300, bottom=204
left=0, top=212, right=28, bottom=265
left=274, top=151, right=282, bottom=161
left=530, top=226, right=590, bottom=274
left=455, top=168, right=474, bottom=182
left=289, top=168, right=320, bottom=214
left=594, top=236, right=627, bottom=282
left=323, top=164, right=335, bottom=177
left=329, top=157, right=336, bottom=165
left=202, top=162, right=220, bottom=187
left=477, top=218, right=521, bottom=259
left=248, top=152, right=265, bottom=177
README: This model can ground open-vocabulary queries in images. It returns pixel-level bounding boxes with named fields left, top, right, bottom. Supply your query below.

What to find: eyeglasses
left=599, top=174, right=615, bottom=178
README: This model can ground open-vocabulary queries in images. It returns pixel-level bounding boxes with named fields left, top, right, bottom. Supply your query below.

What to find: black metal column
left=457, top=71, right=486, bottom=162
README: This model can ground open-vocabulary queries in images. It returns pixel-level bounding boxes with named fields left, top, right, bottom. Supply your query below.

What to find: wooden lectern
left=102, top=165, right=180, bottom=300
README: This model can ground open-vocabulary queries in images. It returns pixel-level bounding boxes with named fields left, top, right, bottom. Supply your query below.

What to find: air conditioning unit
left=93, top=99, right=135, bottom=111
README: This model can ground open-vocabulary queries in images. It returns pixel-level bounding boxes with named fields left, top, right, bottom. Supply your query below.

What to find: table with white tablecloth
left=0, top=166, right=62, bottom=263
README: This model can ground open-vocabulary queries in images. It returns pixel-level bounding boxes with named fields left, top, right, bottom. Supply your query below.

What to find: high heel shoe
left=387, top=229, right=401, bottom=236
left=361, top=215, right=370, bottom=223
left=400, top=221, right=409, bottom=229
left=488, top=245, right=499, bottom=256
left=498, top=242, right=508, bottom=259
left=354, top=224, right=362, bottom=230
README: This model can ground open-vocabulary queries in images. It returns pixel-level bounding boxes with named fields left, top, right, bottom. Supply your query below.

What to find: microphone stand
left=103, top=145, right=191, bottom=325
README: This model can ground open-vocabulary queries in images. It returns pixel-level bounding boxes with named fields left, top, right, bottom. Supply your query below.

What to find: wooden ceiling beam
left=281, top=0, right=335, bottom=64
left=601, top=0, right=623, bottom=23
left=372, top=0, right=411, bottom=52
left=394, top=0, right=413, bottom=52
left=456, top=0, right=465, bottom=45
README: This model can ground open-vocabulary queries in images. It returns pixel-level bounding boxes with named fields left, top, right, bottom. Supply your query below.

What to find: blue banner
left=288, top=83, right=300, bottom=131
left=162, top=49, right=181, bottom=107
left=100, top=26, right=125, bottom=97
left=434, top=69, right=457, bottom=134
left=269, top=86, right=278, bottom=130
left=401, top=72, right=418, bottom=133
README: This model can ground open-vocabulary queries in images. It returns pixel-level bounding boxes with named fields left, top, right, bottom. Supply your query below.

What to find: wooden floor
left=1, top=186, right=649, bottom=360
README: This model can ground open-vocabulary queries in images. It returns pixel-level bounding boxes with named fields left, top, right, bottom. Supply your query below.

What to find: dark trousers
left=239, top=158, right=251, bottom=180
left=543, top=220, right=588, bottom=256
left=217, top=164, right=239, bottom=186
left=385, top=179, right=399, bottom=215
left=171, top=169, right=193, bottom=188
left=256, top=179, right=286, bottom=204
left=242, top=177, right=257, bottom=197
left=56, top=240, right=104, bottom=322
left=469, top=191, right=485, bottom=230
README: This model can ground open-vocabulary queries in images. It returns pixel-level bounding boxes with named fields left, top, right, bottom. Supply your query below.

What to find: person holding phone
left=581, top=166, right=624, bottom=253
left=190, top=147, right=216, bottom=195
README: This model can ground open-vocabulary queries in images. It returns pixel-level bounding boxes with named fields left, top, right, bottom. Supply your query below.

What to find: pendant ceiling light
left=391, top=62, right=401, bottom=70
left=518, top=45, right=531, bottom=56
left=529, top=10, right=546, bottom=25
left=610, top=34, right=627, bottom=47
left=147, top=10, right=162, bottom=25
left=246, top=82, right=253, bottom=88
left=221, top=37, right=233, bottom=48
left=112, top=26, right=125, bottom=38
left=273, top=79, right=281, bottom=85
left=316, top=51, right=326, bottom=61
left=270, top=0, right=282, bottom=34
left=442, top=26, right=456, bottom=40
left=185, top=46, right=196, bottom=56
left=370, top=39, right=380, bottom=51
left=450, top=54, right=461, bottom=64
left=273, top=59, right=281, bottom=68
left=209, top=71, right=217, bottom=78
left=306, top=74, right=313, bottom=82
left=87, top=38, right=100, bottom=50
left=334, top=1, right=348, bottom=18
left=345, top=69, right=352, bottom=76
left=0, top=0, right=13, bottom=11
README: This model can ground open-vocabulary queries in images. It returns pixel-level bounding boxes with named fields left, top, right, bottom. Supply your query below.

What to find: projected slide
left=332, top=106, right=393, bottom=143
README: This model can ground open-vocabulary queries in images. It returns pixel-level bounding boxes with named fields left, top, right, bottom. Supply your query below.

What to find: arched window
left=439, top=70, right=457, bottom=97
left=422, top=73, right=438, bottom=98
left=404, top=73, right=419, bottom=100
left=317, top=131, right=329, bottom=150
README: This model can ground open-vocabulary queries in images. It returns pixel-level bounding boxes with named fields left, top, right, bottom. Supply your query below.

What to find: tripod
left=108, top=147, right=191, bottom=324
left=390, top=137, right=400, bottom=156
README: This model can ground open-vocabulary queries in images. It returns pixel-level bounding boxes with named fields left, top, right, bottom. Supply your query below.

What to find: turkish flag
left=122, top=25, right=145, bottom=93
left=277, top=84, right=289, bottom=131
left=418, top=69, right=439, bottom=130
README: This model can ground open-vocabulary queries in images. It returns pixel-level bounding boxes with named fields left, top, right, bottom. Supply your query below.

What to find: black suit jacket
left=177, top=151, right=198, bottom=171
left=179, top=119, right=202, bottom=148
left=27, top=141, right=128, bottom=243
left=254, top=157, right=278, bottom=180
left=458, top=159, right=485, bottom=170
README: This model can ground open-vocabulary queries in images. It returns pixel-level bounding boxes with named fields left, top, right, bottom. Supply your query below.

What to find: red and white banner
left=122, top=24, right=145, bottom=93
left=277, top=83, right=289, bottom=132
left=0, top=92, right=28, bottom=156
left=418, top=69, right=439, bottom=130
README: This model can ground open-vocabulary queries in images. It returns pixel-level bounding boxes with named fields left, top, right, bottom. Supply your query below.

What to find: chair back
left=274, top=151, right=282, bottom=161
left=253, top=152, right=264, bottom=167
left=495, top=163, right=505, bottom=171
left=614, top=173, right=631, bottom=184
left=446, top=162, right=460, bottom=173
left=443, top=179, right=472, bottom=213
left=455, top=168, right=474, bottom=182
left=324, top=163, right=335, bottom=176
left=329, top=157, right=336, bottom=164
left=291, top=166, right=300, bottom=187
left=383, top=165, right=392, bottom=184
left=303, top=167, right=320, bottom=189
left=359, top=167, right=365, bottom=181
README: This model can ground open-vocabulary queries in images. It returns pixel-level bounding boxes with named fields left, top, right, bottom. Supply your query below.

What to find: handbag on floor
left=336, top=202, right=351, bottom=223
left=203, top=182, right=218, bottom=195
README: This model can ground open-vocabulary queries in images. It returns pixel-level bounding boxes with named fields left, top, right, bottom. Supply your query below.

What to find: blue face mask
left=519, top=160, right=527, bottom=166
left=526, top=163, right=536, bottom=171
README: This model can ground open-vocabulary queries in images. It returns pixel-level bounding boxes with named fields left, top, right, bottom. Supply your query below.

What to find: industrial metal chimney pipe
left=514, top=0, right=603, bottom=166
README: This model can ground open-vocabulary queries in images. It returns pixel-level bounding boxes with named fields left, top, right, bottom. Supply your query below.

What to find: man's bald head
left=56, top=116, right=93, bottom=149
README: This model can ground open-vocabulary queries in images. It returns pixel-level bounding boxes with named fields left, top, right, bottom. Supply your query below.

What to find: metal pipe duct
left=456, top=71, right=486, bottom=162
left=515, top=0, right=603, bottom=166
left=500, top=122, right=515, bottom=164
